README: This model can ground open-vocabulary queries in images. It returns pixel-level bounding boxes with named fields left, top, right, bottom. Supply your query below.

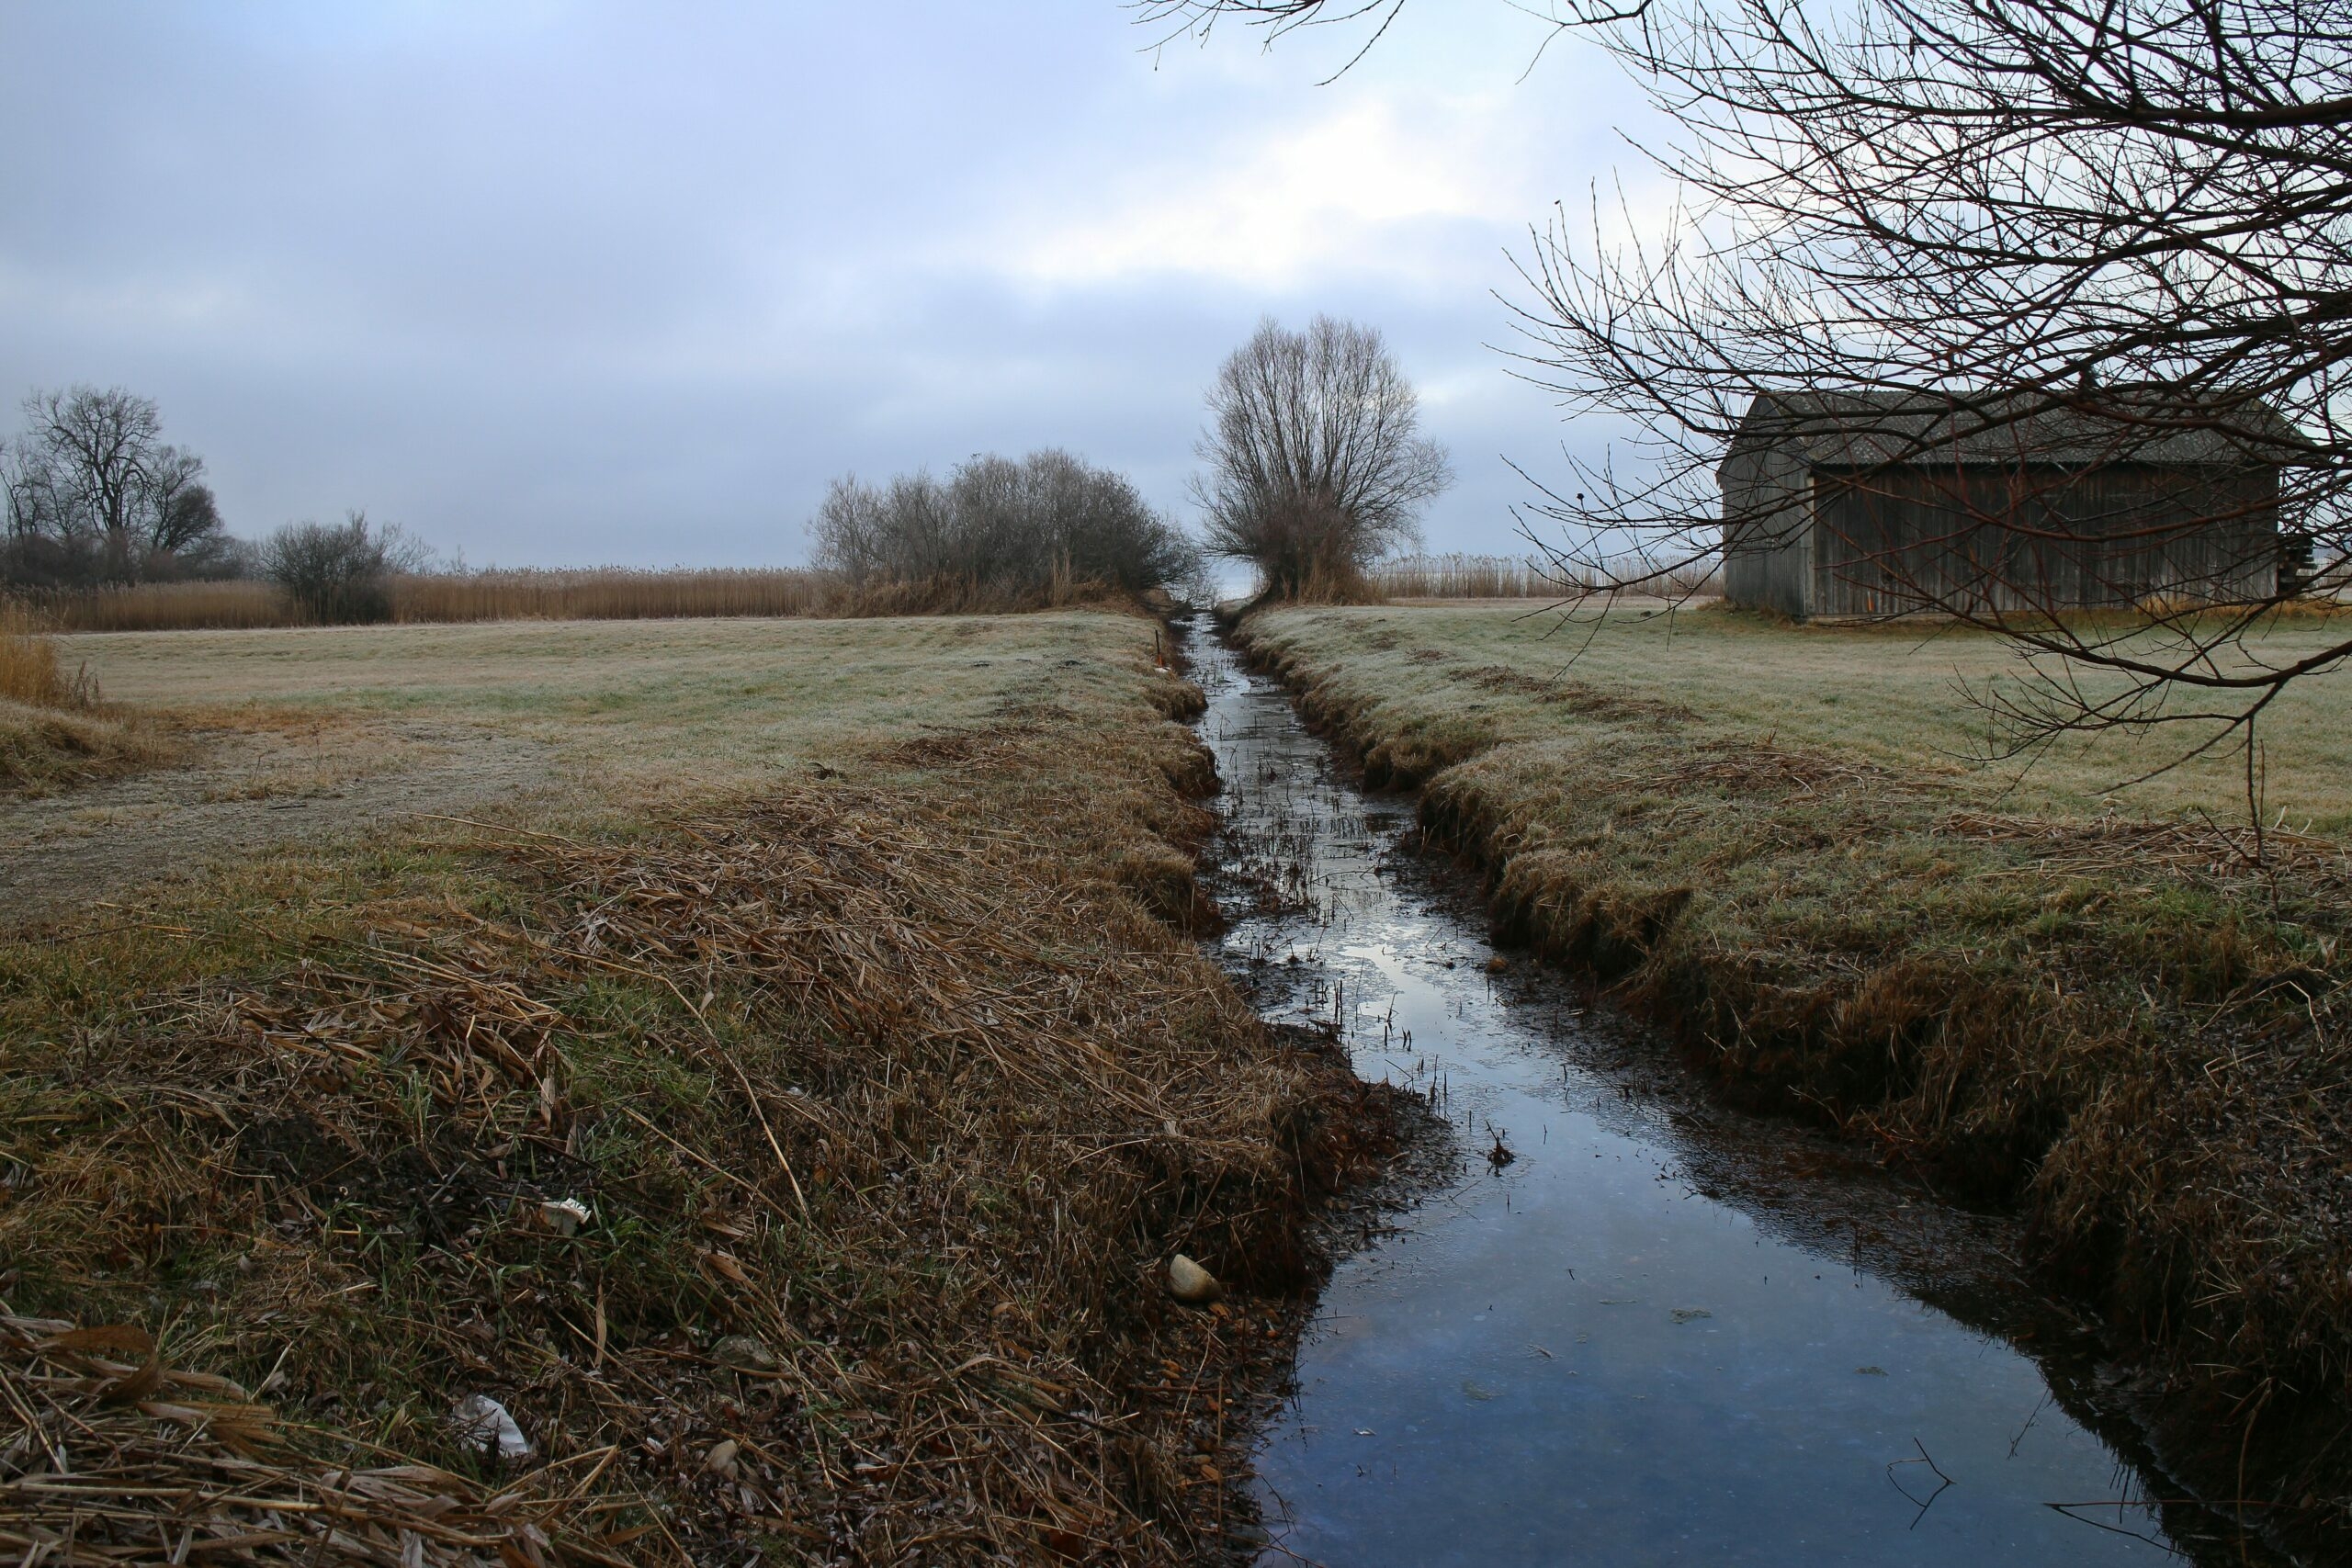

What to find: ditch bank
left=1222, top=606, right=2352, bottom=1563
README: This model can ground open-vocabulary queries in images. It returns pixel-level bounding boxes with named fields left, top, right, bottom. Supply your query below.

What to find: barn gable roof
left=1720, top=389, right=2308, bottom=476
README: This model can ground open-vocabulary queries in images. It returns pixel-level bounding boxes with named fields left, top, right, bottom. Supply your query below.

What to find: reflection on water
left=1185, top=616, right=2280, bottom=1567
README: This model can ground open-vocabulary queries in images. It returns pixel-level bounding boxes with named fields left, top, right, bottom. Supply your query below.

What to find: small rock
left=705, top=1438, right=741, bottom=1478
left=713, top=1335, right=780, bottom=1374
left=450, top=1394, right=532, bottom=1460
left=1168, top=1254, right=1223, bottom=1304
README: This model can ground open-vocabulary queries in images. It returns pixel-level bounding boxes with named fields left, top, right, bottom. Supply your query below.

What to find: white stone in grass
left=1168, top=1254, right=1224, bottom=1304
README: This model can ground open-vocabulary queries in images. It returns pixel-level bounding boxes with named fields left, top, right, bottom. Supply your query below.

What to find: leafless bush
left=1194, top=316, right=1451, bottom=601
left=809, top=448, right=1197, bottom=604
left=260, top=512, right=429, bottom=626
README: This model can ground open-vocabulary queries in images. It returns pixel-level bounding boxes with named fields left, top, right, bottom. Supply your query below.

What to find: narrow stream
left=1184, top=615, right=2285, bottom=1568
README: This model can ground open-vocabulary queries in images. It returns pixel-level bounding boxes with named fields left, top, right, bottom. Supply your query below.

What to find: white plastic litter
left=539, top=1198, right=592, bottom=1236
left=451, top=1393, right=533, bottom=1460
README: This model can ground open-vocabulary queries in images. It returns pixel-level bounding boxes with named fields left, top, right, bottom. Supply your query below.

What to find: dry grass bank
left=0, top=602, right=158, bottom=794
left=0, top=610, right=1401, bottom=1564
left=1236, top=600, right=2352, bottom=1545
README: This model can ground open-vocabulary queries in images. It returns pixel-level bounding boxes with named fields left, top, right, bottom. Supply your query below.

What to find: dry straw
left=2, top=772, right=1397, bottom=1562
left=0, top=1315, right=617, bottom=1566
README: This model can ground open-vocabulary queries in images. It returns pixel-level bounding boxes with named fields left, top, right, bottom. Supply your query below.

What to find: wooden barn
left=1719, top=390, right=2303, bottom=620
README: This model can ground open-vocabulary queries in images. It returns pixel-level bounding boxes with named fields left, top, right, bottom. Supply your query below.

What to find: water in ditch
left=1183, top=615, right=2285, bottom=1567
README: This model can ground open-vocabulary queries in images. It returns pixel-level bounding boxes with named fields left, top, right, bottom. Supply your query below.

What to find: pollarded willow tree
left=1144, top=0, right=2352, bottom=780
left=1195, top=314, right=1452, bottom=600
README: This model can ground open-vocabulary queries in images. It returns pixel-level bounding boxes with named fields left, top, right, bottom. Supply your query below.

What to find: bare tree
left=1, top=386, right=227, bottom=583
left=1194, top=315, right=1452, bottom=599
left=144, top=446, right=223, bottom=556
left=1144, top=0, right=2352, bottom=780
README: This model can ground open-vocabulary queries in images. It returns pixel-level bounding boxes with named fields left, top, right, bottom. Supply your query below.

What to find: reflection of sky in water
left=1188, top=618, right=2258, bottom=1567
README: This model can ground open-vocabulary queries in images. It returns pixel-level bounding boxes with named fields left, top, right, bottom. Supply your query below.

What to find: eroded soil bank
left=1195, top=609, right=2327, bottom=1564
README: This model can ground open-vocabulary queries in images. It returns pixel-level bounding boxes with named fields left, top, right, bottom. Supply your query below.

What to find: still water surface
left=1184, top=615, right=2279, bottom=1567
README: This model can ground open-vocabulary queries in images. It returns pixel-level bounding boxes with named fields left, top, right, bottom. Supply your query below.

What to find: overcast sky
left=0, top=2, right=1661, bottom=569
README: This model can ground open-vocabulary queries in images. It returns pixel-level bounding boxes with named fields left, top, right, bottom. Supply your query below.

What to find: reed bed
left=395, top=568, right=831, bottom=624
left=0, top=602, right=75, bottom=705
left=0, top=729, right=1399, bottom=1561
left=1373, top=552, right=1724, bottom=600
left=14, top=569, right=837, bottom=634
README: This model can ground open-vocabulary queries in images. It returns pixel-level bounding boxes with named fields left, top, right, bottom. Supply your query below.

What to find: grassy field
left=1237, top=599, right=2352, bottom=1540
left=0, top=610, right=1397, bottom=1564
left=50, top=614, right=1174, bottom=804
left=1250, top=599, right=2352, bottom=827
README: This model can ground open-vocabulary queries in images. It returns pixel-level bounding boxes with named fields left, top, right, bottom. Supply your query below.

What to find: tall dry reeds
left=0, top=602, right=82, bottom=706
left=1374, top=552, right=1725, bottom=600
left=391, top=567, right=833, bottom=622
left=13, top=568, right=837, bottom=633
left=0, top=600, right=145, bottom=792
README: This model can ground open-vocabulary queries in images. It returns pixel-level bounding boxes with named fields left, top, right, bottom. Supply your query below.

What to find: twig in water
left=1888, top=1438, right=1955, bottom=1527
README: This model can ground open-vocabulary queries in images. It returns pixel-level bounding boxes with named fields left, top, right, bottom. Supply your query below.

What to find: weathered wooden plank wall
left=1720, top=443, right=1815, bottom=617
left=1806, top=464, right=2278, bottom=617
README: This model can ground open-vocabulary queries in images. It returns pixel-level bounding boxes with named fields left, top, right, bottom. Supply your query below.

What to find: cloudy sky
left=0, top=2, right=1661, bottom=569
